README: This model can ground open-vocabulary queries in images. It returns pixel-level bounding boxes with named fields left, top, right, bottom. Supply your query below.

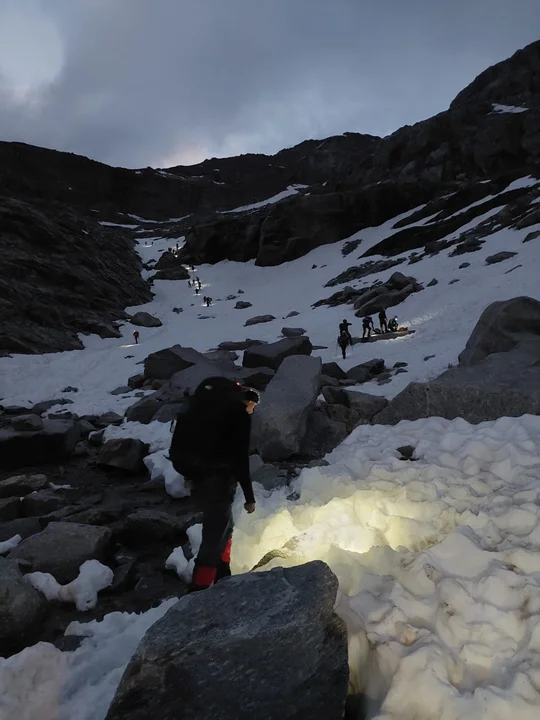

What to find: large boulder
left=9, top=521, right=111, bottom=584
left=346, top=358, right=385, bottom=383
left=0, top=558, right=46, bottom=654
left=0, top=420, right=80, bottom=471
left=130, top=311, right=162, bottom=328
left=98, top=438, right=149, bottom=473
left=144, top=345, right=208, bottom=380
left=301, top=410, right=348, bottom=458
left=105, top=561, right=348, bottom=720
left=458, top=296, right=540, bottom=367
left=345, top=390, right=389, bottom=421
left=0, top=473, right=49, bottom=499
left=243, top=336, right=313, bottom=371
left=281, top=327, right=306, bottom=338
left=252, top=355, right=322, bottom=461
left=244, top=314, right=276, bottom=326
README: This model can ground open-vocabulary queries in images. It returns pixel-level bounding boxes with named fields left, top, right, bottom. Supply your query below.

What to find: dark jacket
left=170, top=389, right=254, bottom=504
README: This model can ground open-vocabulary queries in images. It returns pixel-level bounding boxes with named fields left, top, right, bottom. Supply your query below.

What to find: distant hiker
left=176, top=243, right=179, bottom=250
left=362, top=316, right=374, bottom=339
left=388, top=316, right=398, bottom=333
left=338, top=319, right=353, bottom=344
left=168, top=377, right=259, bottom=592
left=133, top=331, right=140, bottom=344
left=195, top=287, right=200, bottom=295
left=338, top=330, right=349, bottom=360
left=191, top=264, right=196, bottom=271
left=188, top=280, right=192, bottom=287
left=205, top=297, right=212, bottom=307
left=379, top=309, right=388, bottom=333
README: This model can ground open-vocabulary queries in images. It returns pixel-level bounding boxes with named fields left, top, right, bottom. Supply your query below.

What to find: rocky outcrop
left=374, top=296, right=540, bottom=425
left=243, top=336, right=313, bottom=371
left=98, top=439, right=150, bottom=473
left=252, top=355, right=322, bottom=461
left=9, top=521, right=111, bottom=584
left=0, top=420, right=80, bottom=471
left=0, top=558, right=46, bottom=655
left=105, top=561, right=348, bottom=720
left=0, top=197, right=152, bottom=355
left=129, top=312, right=162, bottom=328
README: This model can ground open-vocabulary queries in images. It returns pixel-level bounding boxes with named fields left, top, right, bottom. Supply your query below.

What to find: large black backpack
left=168, top=377, right=244, bottom=477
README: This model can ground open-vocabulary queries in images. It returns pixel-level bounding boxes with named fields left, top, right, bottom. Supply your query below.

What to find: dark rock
left=0, top=517, right=42, bottom=543
left=321, top=386, right=350, bottom=407
left=98, top=439, right=149, bottom=473
left=524, top=230, right=540, bottom=243
left=22, top=490, right=69, bottom=517
left=9, top=521, right=112, bottom=584
left=0, top=497, right=21, bottom=522
left=459, top=262, right=471, bottom=269
left=93, top=412, right=124, bottom=428
left=449, top=279, right=460, bottom=284
left=203, top=350, right=240, bottom=363
left=244, top=314, right=276, bottom=326
left=130, top=311, right=162, bottom=328
left=128, top=373, right=145, bottom=389
left=395, top=368, right=408, bottom=375
left=346, top=358, right=385, bottom=383
left=11, top=414, right=43, bottom=432
left=172, top=307, right=183, bottom=314
left=397, top=445, right=416, bottom=460
left=31, top=398, right=73, bottom=416
left=321, top=362, right=347, bottom=380
left=485, top=251, right=518, bottom=264
left=344, top=391, right=389, bottom=421
left=301, top=410, right=348, bottom=458
left=285, top=310, right=300, bottom=317
left=47, top=410, right=78, bottom=421
left=281, top=327, right=306, bottom=338
left=458, top=296, right=540, bottom=366
left=110, top=386, right=132, bottom=396
left=77, top=419, right=96, bottom=436
left=0, top=558, right=46, bottom=654
left=105, top=561, right=348, bottom=720
left=427, top=278, right=438, bottom=287
left=218, top=339, right=263, bottom=351
left=237, top=367, right=275, bottom=391
left=424, top=354, right=436, bottom=361
left=251, top=464, right=289, bottom=491
left=123, top=510, right=189, bottom=542
left=393, top=361, right=408, bottom=368
left=88, top=429, right=105, bottom=447
left=504, top=264, right=523, bottom=275
left=0, top=196, right=152, bottom=354
left=243, top=336, right=313, bottom=371
left=0, top=421, right=80, bottom=471
left=144, top=345, right=207, bottom=380
left=234, top=301, right=252, bottom=309
left=252, top=355, right=322, bottom=461
left=124, top=396, right=163, bottom=424
left=152, top=403, right=185, bottom=423
left=63, top=386, right=78, bottom=393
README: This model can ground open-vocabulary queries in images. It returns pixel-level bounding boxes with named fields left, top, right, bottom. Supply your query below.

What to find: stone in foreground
left=105, top=561, right=348, bottom=720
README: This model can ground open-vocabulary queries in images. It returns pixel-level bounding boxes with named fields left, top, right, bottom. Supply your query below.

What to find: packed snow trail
left=2, top=415, right=540, bottom=719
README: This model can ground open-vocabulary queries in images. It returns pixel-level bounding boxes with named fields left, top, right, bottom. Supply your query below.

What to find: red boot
left=215, top=538, right=232, bottom=582
left=188, top=565, right=216, bottom=593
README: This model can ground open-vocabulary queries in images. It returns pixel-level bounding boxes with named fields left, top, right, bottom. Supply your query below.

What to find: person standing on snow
left=379, top=309, right=388, bottom=333
left=338, top=330, right=350, bottom=360
left=168, top=377, right=259, bottom=593
left=338, top=319, right=353, bottom=345
left=388, top=316, right=398, bottom=332
left=362, top=316, right=374, bottom=339
left=133, top=330, right=140, bottom=344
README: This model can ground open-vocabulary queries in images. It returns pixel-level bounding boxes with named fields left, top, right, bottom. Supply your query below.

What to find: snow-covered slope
left=1, top=175, right=540, bottom=720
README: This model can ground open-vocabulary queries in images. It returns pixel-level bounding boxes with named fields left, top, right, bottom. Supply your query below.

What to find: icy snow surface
left=1, top=177, right=540, bottom=718
left=492, top=103, right=529, bottom=114
left=0, top=534, right=21, bottom=555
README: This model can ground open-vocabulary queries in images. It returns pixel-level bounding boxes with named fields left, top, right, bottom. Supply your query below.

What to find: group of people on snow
left=337, top=310, right=399, bottom=358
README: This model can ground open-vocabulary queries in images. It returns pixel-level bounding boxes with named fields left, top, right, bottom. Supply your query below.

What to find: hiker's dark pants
left=339, top=342, right=347, bottom=360
left=380, top=320, right=388, bottom=333
left=189, top=475, right=235, bottom=588
left=362, top=327, right=371, bottom=338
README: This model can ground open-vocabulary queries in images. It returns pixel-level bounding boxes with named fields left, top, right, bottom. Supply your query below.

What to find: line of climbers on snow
left=337, top=310, right=403, bottom=359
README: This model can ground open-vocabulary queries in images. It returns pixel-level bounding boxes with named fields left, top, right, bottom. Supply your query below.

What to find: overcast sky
left=0, top=0, right=538, bottom=168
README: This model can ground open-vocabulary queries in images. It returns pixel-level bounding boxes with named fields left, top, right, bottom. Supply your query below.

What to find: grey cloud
left=0, top=0, right=539, bottom=167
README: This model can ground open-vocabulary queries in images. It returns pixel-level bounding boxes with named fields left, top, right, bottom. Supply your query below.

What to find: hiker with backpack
left=133, top=330, right=140, bottom=344
left=338, top=319, right=353, bottom=345
left=388, top=316, right=398, bottom=333
left=338, top=330, right=350, bottom=360
left=168, top=377, right=260, bottom=593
